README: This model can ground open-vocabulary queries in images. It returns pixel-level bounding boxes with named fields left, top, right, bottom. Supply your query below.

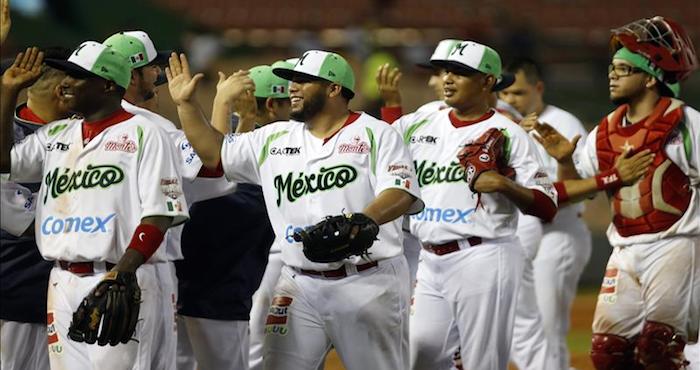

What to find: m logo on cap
left=73, top=43, right=88, bottom=57
left=452, top=42, right=470, bottom=56
left=298, top=52, right=309, bottom=66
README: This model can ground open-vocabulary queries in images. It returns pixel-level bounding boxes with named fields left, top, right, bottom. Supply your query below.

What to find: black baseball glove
left=293, top=213, right=380, bottom=263
left=68, top=270, right=141, bottom=346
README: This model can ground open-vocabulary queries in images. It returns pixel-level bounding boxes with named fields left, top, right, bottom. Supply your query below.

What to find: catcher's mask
left=610, top=16, right=698, bottom=83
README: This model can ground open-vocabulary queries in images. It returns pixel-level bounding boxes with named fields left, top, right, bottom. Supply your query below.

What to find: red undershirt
left=323, top=111, right=361, bottom=144
left=448, top=109, right=495, bottom=128
left=17, top=105, right=48, bottom=124
left=81, top=109, right=134, bottom=145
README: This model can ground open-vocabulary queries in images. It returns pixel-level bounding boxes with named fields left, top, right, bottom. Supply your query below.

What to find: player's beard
left=290, top=90, right=326, bottom=122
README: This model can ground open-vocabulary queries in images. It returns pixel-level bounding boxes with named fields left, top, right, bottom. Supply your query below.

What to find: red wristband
left=553, top=181, right=569, bottom=203
left=594, top=168, right=623, bottom=191
left=524, top=189, right=557, bottom=223
left=380, top=106, right=403, bottom=124
left=127, top=223, right=165, bottom=261
left=197, top=160, right=224, bottom=178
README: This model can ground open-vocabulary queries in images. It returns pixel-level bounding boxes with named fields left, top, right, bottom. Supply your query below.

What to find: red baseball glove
left=457, top=128, right=514, bottom=192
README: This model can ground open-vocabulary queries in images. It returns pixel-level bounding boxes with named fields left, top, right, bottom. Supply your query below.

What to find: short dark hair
left=504, top=57, right=544, bottom=84
left=340, top=87, right=354, bottom=102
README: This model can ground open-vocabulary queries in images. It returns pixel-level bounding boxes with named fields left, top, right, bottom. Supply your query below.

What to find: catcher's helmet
left=610, top=16, right=698, bottom=83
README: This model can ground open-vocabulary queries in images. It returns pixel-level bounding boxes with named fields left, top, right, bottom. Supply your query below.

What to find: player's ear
left=265, top=97, right=275, bottom=113
left=103, top=80, right=118, bottom=93
left=130, top=70, right=140, bottom=84
left=644, top=75, right=658, bottom=90
left=536, top=80, right=545, bottom=95
left=484, top=75, right=496, bottom=92
left=328, top=83, right=342, bottom=98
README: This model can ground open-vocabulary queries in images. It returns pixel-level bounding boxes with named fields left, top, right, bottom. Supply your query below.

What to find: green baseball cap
left=272, top=50, right=356, bottom=98
left=613, top=47, right=680, bottom=97
left=45, top=41, right=131, bottom=89
left=416, top=39, right=463, bottom=69
left=431, top=40, right=514, bottom=91
left=103, top=31, right=170, bottom=69
left=250, top=60, right=294, bottom=99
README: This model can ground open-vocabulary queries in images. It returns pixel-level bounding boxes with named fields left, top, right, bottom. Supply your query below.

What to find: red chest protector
left=596, top=97, right=691, bottom=237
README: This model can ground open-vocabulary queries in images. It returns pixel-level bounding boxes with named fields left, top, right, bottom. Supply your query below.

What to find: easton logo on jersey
left=414, top=160, right=465, bottom=187
left=43, top=165, right=124, bottom=203
left=272, top=164, right=357, bottom=206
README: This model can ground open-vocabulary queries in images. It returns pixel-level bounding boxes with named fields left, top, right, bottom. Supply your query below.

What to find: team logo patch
left=479, top=154, right=490, bottom=162
left=265, top=296, right=292, bottom=336
left=599, top=268, right=619, bottom=304
left=388, top=163, right=413, bottom=179
left=338, top=135, right=370, bottom=154
left=160, top=178, right=183, bottom=199
left=104, top=134, right=137, bottom=153
left=47, top=312, right=63, bottom=354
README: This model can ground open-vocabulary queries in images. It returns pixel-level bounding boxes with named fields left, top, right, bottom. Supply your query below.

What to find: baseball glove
left=68, top=270, right=141, bottom=346
left=457, top=128, right=514, bottom=192
left=293, top=213, right=380, bottom=263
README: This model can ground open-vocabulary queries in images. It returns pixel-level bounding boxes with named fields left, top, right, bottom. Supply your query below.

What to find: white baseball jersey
left=10, top=113, right=189, bottom=263
left=534, top=104, right=588, bottom=219
left=392, top=108, right=557, bottom=244
left=416, top=100, right=446, bottom=113
left=0, top=176, right=36, bottom=237
left=122, top=100, right=237, bottom=261
left=220, top=112, right=423, bottom=270
left=574, top=103, right=700, bottom=247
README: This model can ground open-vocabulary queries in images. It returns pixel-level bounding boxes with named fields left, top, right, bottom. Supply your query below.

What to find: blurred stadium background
left=4, top=0, right=699, bottom=369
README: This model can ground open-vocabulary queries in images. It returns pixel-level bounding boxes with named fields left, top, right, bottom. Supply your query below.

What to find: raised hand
left=533, top=122, right=581, bottom=163
left=0, top=0, right=10, bottom=46
left=614, top=148, right=654, bottom=186
left=165, top=52, right=204, bottom=105
left=215, top=70, right=255, bottom=106
left=2, top=47, right=44, bottom=91
left=376, top=63, right=402, bottom=107
left=519, top=112, right=539, bottom=132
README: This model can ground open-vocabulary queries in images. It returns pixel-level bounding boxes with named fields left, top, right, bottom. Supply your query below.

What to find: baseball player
left=377, top=39, right=554, bottom=370
left=0, top=47, right=70, bottom=370
left=387, top=40, right=557, bottom=370
left=175, top=63, right=288, bottom=370
left=499, top=57, right=593, bottom=370
left=533, top=16, right=699, bottom=369
left=103, top=30, right=240, bottom=370
left=166, top=50, right=423, bottom=370
left=0, top=42, right=189, bottom=370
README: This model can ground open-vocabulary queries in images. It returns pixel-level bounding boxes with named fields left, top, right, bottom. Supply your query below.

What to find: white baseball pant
left=176, top=315, right=249, bottom=370
left=410, top=237, right=525, bottom=370
left=0, top=320, right=49, bottom=370
left=46, top=263, right=159, bottom=370
left=263, top=255, right=410, bottom=370
left=249, top=251, right=283, bottom=370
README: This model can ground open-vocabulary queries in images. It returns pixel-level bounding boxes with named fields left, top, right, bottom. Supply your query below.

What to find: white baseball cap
left=45, top=41, right=132, bottom=89
left=273, top=50, right=356, bottom=98
left=416, top=39, right=463, bottom=69
left=431, top=41, right=515, bottom=91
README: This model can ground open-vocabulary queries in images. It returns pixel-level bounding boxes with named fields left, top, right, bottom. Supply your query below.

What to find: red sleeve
left=380, top=106, right=403, bottom=124
left=523, top=189, right=557, bottom=223
left=553, top=182, right=569, bottom=203
left=197, top=160, right=224, bottom=178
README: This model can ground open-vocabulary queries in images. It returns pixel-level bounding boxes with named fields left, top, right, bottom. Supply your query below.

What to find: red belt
left=58, top=261, right=116, bottom=274
left=300, top=261, right=378, bottom=278
left=424, top=237, right=483, bottom=256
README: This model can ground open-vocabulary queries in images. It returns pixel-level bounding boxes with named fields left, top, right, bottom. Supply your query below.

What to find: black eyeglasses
left=608, top=64, right=644, bottom=77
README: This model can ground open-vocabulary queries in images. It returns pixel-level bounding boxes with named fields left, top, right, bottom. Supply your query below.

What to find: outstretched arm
left=166, top=52, right=223, bottom=170
left=211, top=70, right=255, bottom=134
left=363, top=188, right=416, bottom=225
left=1, top=47, right=43, bottom=173
left=376, top=63, right=403, bottom=123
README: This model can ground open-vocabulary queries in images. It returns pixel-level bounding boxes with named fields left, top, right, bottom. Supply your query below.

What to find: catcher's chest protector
left=596, top=97, right=691, bottom=237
